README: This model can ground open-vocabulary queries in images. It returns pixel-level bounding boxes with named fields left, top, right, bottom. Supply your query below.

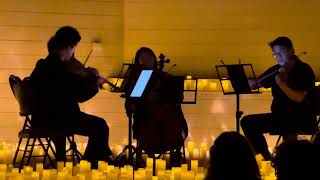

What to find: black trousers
left=52, top=112, right=112, bottom=164
left=240, top=113, right=274, bottom=160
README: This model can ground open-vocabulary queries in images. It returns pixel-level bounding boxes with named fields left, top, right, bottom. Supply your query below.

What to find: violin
left=66, top=51, right=118, bottom=90
left=258, top=51, right=307, bottom=83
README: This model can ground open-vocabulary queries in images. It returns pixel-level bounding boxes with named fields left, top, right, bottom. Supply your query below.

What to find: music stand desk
left=216, top=64, right=260, bottom=132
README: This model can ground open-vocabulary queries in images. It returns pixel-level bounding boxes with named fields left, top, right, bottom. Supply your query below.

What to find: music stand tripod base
left=114, top=70, right=154, bottom=167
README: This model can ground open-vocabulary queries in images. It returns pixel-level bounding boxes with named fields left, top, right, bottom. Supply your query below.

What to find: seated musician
left=241, top=36, right=317, bottom=160
left=29, top=26, right=112, bottom=167
left=123, top=47, right=188, bottom=163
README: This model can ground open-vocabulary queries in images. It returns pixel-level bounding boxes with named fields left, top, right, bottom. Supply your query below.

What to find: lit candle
left=195, top=173, right=205, bottom=180
left=23, top=166, right=33, bottom=175
left=65, top=162, right=73, bottom=174
left=146, top=158, right=153, bottom=169
left=200, top=142, right=208, bottom=159
left=146, top=168, right=153, bottom=179
left=181, top=171, right=194, bottom=180
left=109, top=169, right=119, bottom=180
left=57, top=161, right=64, bottom=171
left=31, top=171, right=39, bottom=179
left=0, top=164, right=7, bottom=172
left=0, top=172, right=5, bottom=180
left=181, top=164, right=188, bottom=172
left=42, top=170, right=51, bottom=180
left=187, top=141, right=195, bottom=158
left=79, top=160, right=90, bottom=173
left=98, top=161, right=108, bottom=172
left=0, top=150, right=6, bottom=164
left=57, top=171, right=67, bottom=180
left=155, top=159, right=166, bottom=175
left=191, top=160, right=199, bottom=173
left=193, top=148, right=200, bottom=159
left=172, top=167, right=181, bottom=180
left=209, top=82, right=217, bottom=91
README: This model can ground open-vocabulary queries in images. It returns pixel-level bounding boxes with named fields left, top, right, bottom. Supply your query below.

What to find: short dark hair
left=206, top=131, right=261, bottom=180
left=272, top=140, right=318, bottom=180
left=269, top=36, right=293, bottom=49
left=47, top=26, right=81, bottom=53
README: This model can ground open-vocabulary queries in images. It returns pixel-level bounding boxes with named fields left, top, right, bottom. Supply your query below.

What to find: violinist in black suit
left=30, top=26, right=112, bottom=167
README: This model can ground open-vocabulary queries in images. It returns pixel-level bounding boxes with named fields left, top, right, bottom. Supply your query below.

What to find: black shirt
left=259, top=57, right=316, bottom=130
left=29, top=54, right=98, bottom=128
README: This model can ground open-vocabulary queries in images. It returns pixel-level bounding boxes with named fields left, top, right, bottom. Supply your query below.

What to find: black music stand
left=216, top=63, right=259, bottom=132
left=114, top=69, right=153, bottom=166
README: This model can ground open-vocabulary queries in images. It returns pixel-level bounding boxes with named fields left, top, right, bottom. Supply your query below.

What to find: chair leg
left=67, top=135, right=82, bottom=165
left=19, top=137, right=31, bottom=171
left=38, top=138, right=56, bottom=169
left=66, top=136, right=75, bottom=165
left=46, top=138, right=56, bottom=157
left=276, top=135, right=282, bottom=146
left=26, top=138, right=36, bottom=166
left=12, top=137, right=23, bottom=167
left=42, top=138, right=52, bottom=166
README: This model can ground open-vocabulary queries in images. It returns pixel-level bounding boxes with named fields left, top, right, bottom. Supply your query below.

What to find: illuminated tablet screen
left=130, top=70, right=153, bottom=97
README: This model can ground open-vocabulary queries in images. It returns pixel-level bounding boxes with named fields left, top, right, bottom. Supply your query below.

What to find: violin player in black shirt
left=30, top=26, right=112, bottom=167
left=241, top=36, right=317, bottom=160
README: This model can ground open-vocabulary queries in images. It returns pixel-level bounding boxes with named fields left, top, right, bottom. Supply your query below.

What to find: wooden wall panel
left=124, top=0, right=320, bottom=78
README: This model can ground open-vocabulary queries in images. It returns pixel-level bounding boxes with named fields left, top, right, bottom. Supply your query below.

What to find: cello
left=125, top=48, right=188, bottom=155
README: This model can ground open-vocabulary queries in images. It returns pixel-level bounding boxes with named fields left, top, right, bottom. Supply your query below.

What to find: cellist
left=123, top=47, right=188, bottom=165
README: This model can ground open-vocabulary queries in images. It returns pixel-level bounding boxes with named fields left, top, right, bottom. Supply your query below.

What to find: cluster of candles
left=0, top=141, right=211, bottom=165
left=106, top=77, right=272, bottom=92
left=0, top=159, right=205, bottom=179
left=0, top=156, right=276, bottom=180
left=0, top=141, right=277, bottom=179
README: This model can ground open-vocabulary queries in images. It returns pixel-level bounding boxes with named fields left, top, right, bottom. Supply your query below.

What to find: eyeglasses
left=272, top=50, right=288, bottom=59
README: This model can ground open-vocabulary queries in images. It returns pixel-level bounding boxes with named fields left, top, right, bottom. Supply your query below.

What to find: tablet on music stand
left=130, top=70, right=153, bottom=98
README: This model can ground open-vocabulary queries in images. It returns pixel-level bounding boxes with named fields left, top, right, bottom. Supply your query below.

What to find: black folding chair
left=9, top=75, right=82, bottom=170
